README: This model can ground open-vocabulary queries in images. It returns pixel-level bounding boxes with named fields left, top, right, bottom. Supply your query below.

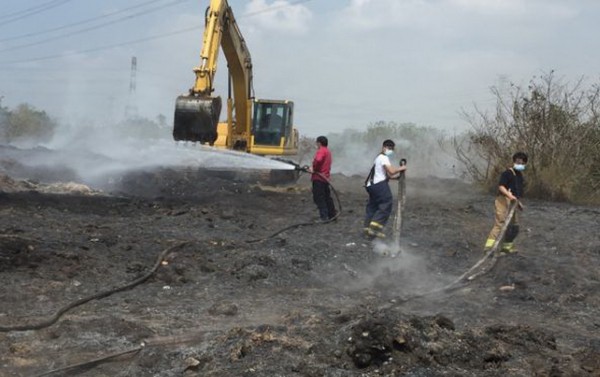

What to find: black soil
left=1, top=167, right=599, bottom=377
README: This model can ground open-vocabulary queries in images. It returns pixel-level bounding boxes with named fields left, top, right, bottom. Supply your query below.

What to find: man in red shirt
left=309, top=136, right=336, bottom=221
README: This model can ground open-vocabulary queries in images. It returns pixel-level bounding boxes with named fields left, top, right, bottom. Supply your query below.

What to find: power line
left=0, top=0, right=74, bottom=27
left=0, top=0, right=65, bottom=20
left=0, top=0, right=168, bottom=43
left=0, top=0, right=313, bottom=65
left=243, top=0, right=312, bottom=17
left=0, top=25, right=202, bottom=65
left=0, top=0, right=193, bottom=53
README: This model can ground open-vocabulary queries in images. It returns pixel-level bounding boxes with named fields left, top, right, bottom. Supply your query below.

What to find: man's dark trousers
left=312, top=180, right=336, bottom=220
left=364, top=181, right=393, bottom=227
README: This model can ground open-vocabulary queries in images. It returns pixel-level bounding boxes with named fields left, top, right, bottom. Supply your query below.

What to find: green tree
left=0, top=103, right=56, bottom=144
left=0, top=104, right=8, bottom=142
left=116, top=115, right=170, bottom=140
left=156, top=114, right=168, bottom=128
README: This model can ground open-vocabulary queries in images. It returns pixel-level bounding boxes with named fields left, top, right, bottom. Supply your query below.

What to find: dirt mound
left=0, top=173, right=97, bottom=195
left=0, top=174, right=34, bottom=192
left=343, top=310, right=569, bottom=375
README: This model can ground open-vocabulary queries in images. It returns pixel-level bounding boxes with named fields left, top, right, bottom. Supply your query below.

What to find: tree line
left=454, top=71, right=600, bottom=204
left=3, top=71, right=599, bottom=204
left=0, top=102, right=170, bottom=145
left=302, top=72, right=599, bottom=204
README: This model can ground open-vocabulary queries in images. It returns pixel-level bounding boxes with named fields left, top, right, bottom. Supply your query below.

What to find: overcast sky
left=0, top=0, right=599, bottom=136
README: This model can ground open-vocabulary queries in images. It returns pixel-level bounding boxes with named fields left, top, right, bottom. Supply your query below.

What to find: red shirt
left=312, top=146, right=332, bottom=182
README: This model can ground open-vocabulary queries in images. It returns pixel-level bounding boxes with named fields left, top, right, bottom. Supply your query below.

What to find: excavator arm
left=173, top=0, right=252, bottom=147
left=173, top=0, right=298, bottom=156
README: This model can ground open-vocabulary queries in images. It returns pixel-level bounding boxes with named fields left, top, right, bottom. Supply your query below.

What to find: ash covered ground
left=1, top=145, right=599, bottom=377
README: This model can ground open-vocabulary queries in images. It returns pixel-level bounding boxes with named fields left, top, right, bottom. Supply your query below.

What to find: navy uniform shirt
left=499, top=168, right=524, bottom=198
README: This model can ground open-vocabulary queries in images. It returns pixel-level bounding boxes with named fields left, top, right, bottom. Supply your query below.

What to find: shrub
left=115, top=115, right=170, bottom=140
left=0, top=103, right=57, bottom=144
left=455, top=71, right=600, bottom=204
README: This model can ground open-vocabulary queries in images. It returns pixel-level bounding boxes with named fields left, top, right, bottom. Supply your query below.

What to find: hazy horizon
left=1, top=0, right=599, bottom=137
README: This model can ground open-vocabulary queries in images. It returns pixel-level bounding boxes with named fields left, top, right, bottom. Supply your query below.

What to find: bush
left=455, top=71, right=600, bottom=204
left=115, top=115, right=170, bottom=140
left=0, top=103, right=57, bottom=144
left=0, top=106, right=8, bottom=141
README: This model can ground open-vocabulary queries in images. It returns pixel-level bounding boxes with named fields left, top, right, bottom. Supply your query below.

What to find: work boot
left=367, top=221, right=386, bottom=239
left=369, top=221, right=383, bottom=229
left=363, top=227, right=376, bottom=240
left=483, top=238, right=495, bottom=253
left=373, top=230, right=386, bottom=239
left=501, top=242, right=517, bottom=254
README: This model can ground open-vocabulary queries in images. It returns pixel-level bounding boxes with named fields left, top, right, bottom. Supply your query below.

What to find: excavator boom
left=173, top=0, right=298, bottom=156
left=173, top=0, right=234, bottom=144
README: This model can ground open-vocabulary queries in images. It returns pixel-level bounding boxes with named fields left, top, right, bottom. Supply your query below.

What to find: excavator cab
left=250, top=100, right=297, bottom=155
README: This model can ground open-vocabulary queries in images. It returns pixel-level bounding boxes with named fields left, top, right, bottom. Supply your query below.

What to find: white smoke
left=330, top=242, right=454, bottom=298
left=372, top=239, right=403, bottom=257
left=1, top=116, right=294, bottom=188
left=326, top=123, right=461, bottom=179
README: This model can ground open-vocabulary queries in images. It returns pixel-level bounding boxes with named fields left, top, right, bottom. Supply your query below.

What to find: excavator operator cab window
left=252, top=102, right=290, bottom=146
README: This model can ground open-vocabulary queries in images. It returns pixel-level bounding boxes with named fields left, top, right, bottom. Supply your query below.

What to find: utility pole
left=125, top=56, right=138, bottom=118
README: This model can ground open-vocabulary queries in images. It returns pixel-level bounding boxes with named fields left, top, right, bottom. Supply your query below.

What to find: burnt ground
left=1, top=166, right=599, bottom=377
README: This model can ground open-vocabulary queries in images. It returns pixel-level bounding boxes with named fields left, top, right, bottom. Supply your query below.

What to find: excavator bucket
left=173, top=95, right=222, bottom=144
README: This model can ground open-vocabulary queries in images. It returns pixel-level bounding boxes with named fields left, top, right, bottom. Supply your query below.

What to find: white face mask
left=384, top=149, right=394, bottom=156
left=513, top=163, right=526, bottom=171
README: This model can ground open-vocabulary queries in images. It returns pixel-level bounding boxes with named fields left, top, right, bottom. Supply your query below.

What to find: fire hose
left=31, top=200, right=519, bottom=376
left=381, top=200, right=520, bottom=307
left=0, top=165, right=340, bottom=332
left=245, top=164, right=342, bottom=243
left=7, top=172, right=518, bottom=375
left=0, top=242, right=189, bottom=333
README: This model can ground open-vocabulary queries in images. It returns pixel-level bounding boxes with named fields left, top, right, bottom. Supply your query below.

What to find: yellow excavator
left=173, top=0, right=298, bottom=156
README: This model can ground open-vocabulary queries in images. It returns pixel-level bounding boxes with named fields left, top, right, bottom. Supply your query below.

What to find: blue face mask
left=384, top=149, right=394, bottom=156
left=513, top=163, right=526, bottom=171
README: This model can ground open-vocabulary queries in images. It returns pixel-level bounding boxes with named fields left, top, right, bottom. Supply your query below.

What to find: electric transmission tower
left=125, top=56, right=138, bottom=118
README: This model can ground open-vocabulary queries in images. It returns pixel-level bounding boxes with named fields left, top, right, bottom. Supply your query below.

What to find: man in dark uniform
left=363, top=139, right=407, bottom=238
left=484, top=152, right=528, bottom=253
